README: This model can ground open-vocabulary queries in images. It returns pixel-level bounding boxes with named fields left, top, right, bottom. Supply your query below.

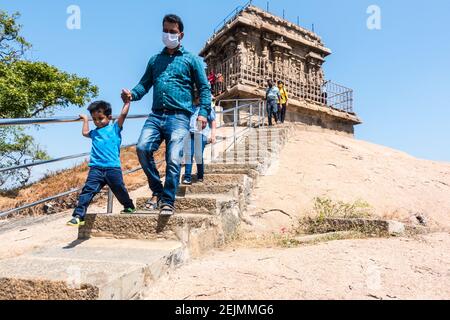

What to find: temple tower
left=200, top=4, right=362, bottom=135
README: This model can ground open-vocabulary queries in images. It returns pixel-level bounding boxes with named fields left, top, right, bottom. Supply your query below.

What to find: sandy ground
left=145, top=233, right=450, bottom=300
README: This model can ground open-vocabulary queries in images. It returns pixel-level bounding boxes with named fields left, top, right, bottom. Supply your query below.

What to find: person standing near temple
left=182, top=92, right=217, bottom=185
left=277, top=80, right=289, bottom=124
left=121, top=14, right=211, bottom=216
left=265, top=79, right=281, bottom=126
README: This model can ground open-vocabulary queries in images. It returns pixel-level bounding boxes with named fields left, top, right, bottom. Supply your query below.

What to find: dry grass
left=228, top=230, right=297, bottom=249
left=0, top=145, right=166, bottom=217
left=311, top=197, right=373, bottom=220
left=295, top=197, right=397, bottom=237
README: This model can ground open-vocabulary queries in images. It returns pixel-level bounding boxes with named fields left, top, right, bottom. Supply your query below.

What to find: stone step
left=204, top=168, right=259, bottom=180
left=233, top=141, right=284, bottom=151
left=205, top=163, right=263, bottom=175
left=213, top=155, right=271, bottom=164
left=221, top=150, right=273, bottom=159
left=254, top=126, right=292, bottom=132
left=247, top=128, right=290, bottom=135
left=0, top=238, right=184, bottom=300
left=179, top=173, right=250, bottom=186
left=79, top=213, right=219, bottom=241
left=211, top=158, right=272, bottom=176
left=205, top=163, right=260, bottom=171
left=177, top=184, right=239, bottom=197
left=180, top=173, right=257, bottom=209
left=234, top=135, right=289, bottom=150
left=136, top=194, right=239, bottom=215
left=243, top=135, right=288, bottom=147
left=217, top=156, right=272, bottom=164
left=218, top=148, right=273, bottom=156
left=240, top=134, right=288, bottom=144
left=244, top=136, right=289, bottom=143
left=78, top=212, right=239, bottom=256
left=248, top=130, right=290, bottom=138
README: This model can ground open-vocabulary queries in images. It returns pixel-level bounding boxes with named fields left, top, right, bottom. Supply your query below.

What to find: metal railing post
left=211, top=137, right=214, bottom=162
left=258, top=101, right=261, bottom=127
left=262, top=101, right=266, bottom=128
left=233, top=101, right=238, bottom=148
left=249, top=103, right=253, bottom=128
left=107, top=188, right=114, bottom=214
left=211, top=105, right=215, bottom=161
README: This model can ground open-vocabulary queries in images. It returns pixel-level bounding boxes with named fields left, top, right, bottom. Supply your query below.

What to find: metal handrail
left=0, top=99, right=265, bottom=218
left=0, top=188, right=83, bottom=218
left=0, top=114, right=151, bottom=127
left=0, top=164, right=154, bottom=218
left=0, top=106, right=254, bottom=174
left=214, top=99, right=265, bottom=155
left=220, top=101, right=257, bottom=113
left=212, top=0, right=253, bottom=34
left=0, top=143, right=138, bottom=174
left=218, top=98, right=261, bottom=103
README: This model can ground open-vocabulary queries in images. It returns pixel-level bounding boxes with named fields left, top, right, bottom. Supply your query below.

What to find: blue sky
left=1, top=0, right=450, bottom=179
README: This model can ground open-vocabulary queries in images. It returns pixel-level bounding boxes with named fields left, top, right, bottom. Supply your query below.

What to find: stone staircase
left=0, top=125, right=294, bottom=300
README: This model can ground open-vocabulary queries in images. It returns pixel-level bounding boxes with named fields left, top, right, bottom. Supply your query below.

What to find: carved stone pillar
left=261, top=38, right=272, bottom=81
left=236, top=30, right=249, bottom=84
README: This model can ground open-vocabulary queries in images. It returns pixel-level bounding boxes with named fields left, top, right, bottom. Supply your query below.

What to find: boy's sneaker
left=197, top=178, right=204, bottom=183
left=159, top=204, right=175, bottom=217
left=121, top=208, right=137, bottom=214
left=67, top=216, right=85, bottom=227
left=182, top=178, right=192, bottom=185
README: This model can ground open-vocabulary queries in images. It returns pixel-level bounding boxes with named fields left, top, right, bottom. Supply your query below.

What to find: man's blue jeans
left=267, top=99, right=279, bottom=126
left=73, top=167, right=134, bottom=219
left=136, top=111, right=190, bottom=207
left=184, top=132, right=208, bottom=181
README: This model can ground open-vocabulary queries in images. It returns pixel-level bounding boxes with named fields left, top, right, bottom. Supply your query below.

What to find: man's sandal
left=159, top=204, right=175, bottom=217
left=145, top=197, right=160, bottom=211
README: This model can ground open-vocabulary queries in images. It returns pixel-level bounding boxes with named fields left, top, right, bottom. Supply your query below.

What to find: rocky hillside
left=244, top=128, right=450, bottom=232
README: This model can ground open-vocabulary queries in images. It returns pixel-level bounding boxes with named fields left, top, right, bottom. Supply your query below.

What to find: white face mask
left=162, top=32, right=180, bottom=49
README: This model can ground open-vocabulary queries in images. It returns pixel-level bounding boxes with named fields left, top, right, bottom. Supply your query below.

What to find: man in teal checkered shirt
left=121, top=14, right=211, bottom=216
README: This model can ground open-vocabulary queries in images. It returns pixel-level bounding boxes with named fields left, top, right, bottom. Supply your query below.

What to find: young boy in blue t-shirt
left=67, top=100, right=135, bottom=227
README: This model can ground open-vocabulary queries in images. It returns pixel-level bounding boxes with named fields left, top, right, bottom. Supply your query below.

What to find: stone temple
left=200, top=4, right=362, bottom=136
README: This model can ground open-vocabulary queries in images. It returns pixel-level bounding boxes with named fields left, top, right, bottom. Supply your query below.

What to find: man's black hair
left=87, top=100, right=112, bottom=116
left=163, top=14, right=184, bottom=32
left=278, top=80, right=284, bottom=85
